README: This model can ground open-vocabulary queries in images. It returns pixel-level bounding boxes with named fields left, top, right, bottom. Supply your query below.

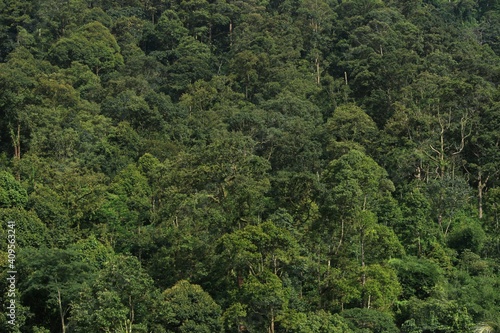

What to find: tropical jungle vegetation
left=1, top=0, right=500, bottom=332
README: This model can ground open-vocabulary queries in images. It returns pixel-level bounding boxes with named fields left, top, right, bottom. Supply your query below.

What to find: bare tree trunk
left=478, top=172, right=488, bottom=219
left=16, top=124, right=20, bottom=160
left=11, top=124, right=21, bottom=160
left=335, top=218, right=344, bottom=254
left=209, top=23, right=213, bottom=46
left=361, top=228, right=365, bottom=287
left=315, top=55, right=320, bottom=85
left=11, top=124, right=21, bottom=180
left=269, top=308, right=275, bottom=333
left=429, top=109, right=449, bottom=179
left=129, top=295, right=134, bottom=328
left=317, top=245, right=322, bottom=308
left=229, top=21, right=233, bottom=46
left=361, top=198, right=367, bottom=307
left=361, top=227, right=367, bottom=309
left=417, top=235, right=422, bottom=257
left=57, top=288, right=66, bottom=333
left=273, top=254, right=278, bottom=275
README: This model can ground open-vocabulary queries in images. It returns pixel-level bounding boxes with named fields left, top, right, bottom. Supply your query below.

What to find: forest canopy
left=1, top=0, right=500, bottom=332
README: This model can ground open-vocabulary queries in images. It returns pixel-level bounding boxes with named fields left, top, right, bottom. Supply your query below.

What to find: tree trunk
left=315, top=55, right=320, bottom=85
left=229, top=21, right=233, bottom=46
left=269, top=308, right=275, bottom=333
left=361, top=225, right=367, bottom=308
left=12, top=124, right=21, bottom=181
left=273, top=254, right=278, bottom=275
left=11, top=124, right=21, bottom=160
left=129, top=295, right=134, bottom=328
left=361, top=227, right=365, bottom=287
left=478, top=172, right=488, bottom=219
left=417, top=235, right=422, bottom=257
left=335, top=218, right=344, bottom=254
left=57, top=288, right=66, bottom=333
left=317, top=245, right=322, bottom=308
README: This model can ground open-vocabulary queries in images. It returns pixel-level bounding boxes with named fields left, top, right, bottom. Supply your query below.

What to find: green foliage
left=26, top=183, right=71, bottom=244
left=0, top=171, right=27, bottom=208
left=70, top=235, right=114, bottom=269
left=319, top=149, right=400, bottom=260
left=340, top=308, right=399, bottom=333
left=446, top=252, right=500, bottom=321
left=395, top=183, right=437, bottom=256
left=447, top=215, right=487, bottom=254
left=1, top=1, right=500, bottom=332
left=239, top=271, right=290, bottom=332
left=49, top=21, right=123, bottom=74
left=390, top=257, right=444, bottom=299
left=167, top=36, right=214, bottom=94
left=398, top=297, right=475, bottom=333
left=159, top=280, right=222, bottom=333
left=18, top=247, right=96, bottom=332
left=0, top=208, right=50, bottom=248
left=69, top=254, right=157, bottom=332
left=363, top=264, right=403, bottom=311
left=69, top=287, right=130, bottom=333
left=218, top=220, right=299, bottom=278
left=322, top=149, right=395, bottom=216
left=102, top=89, right=164, bottom=130
left=326, top=103, right=378, bottom=152
left=279, top=309, right=353, bottom=333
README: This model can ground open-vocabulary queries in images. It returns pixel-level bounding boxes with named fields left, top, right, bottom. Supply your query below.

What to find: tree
left=216, top=221, right=300, bottom=332
left=69, top=254, right=157, bottom=332
left=317, top=149, right=402, bottom=309
left=102, top=89, right=165, bottom=130
left=320, top=149, right=396, bottom=257
left=341, top=308, right=399, bottom=333
left=48, top=21, right=123, bottom=75
left=296, top=0, right=336, bottom=85
left=385, top=73, right=479, bottom=182
left=0, top=47, right=42, bottom=160
left=394, top=182, right=437, bottom=256
left=34, top=0, right=90, bottom=39
left=157, top=280, right=222, bottom=333
left=158, top=130, right=271, bottom=231
left=18, top=247, right=95, bottom=333
left=0, top=171, right=27, bottom=208
left=398, top=297, right=475, bottom=333
left=0, top=0, right=36, bottom=61
left=447, top=253, right=500, bottom=322
left=166, top=36, right=214, bottom=95
left=325, top=103, right=378, bottom=155
left=483, top=187, right=500, bottom=257
left=259, top=90, right=323, bottom=172
left=0, top=208, right=50, bottom=248
left=217, top=220, right=299, bottom=279
left=389, top=256, right=444, bottom=300
left=239, top=271, right=289, bottom=333
left=447, top=214, right=487, bottom=255
left=468, top=99, right=500, bottom=219
left=94, top=163, right=151, bottom=252
left=279, top=309, right=353, bottom=333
